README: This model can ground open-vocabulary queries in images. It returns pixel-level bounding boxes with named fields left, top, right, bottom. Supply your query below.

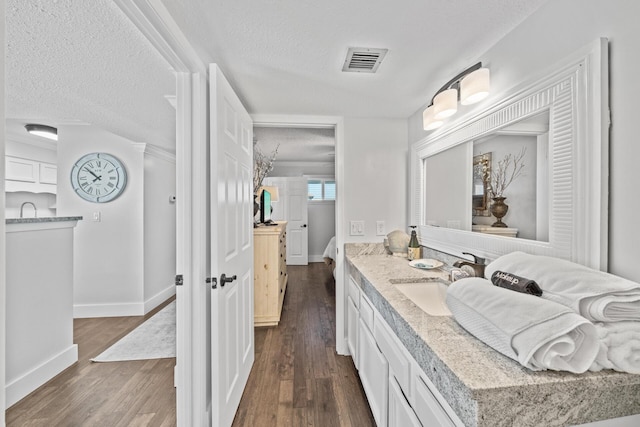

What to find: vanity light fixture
left=25, top=124, right=58, bottom=141
left=423, top=62, right=490, bottom=131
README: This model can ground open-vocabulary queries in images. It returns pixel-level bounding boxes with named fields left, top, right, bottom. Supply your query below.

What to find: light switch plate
left=376, top=221, right=386, bottom=236
left=350, top=220, right=365, bottom=236
left=93, top=211, right=101, bottom=222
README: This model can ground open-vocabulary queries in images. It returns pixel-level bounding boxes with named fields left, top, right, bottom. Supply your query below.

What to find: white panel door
left=210, top=64, right=254, bottom=427
left=285, top=177, right=308, bottom=265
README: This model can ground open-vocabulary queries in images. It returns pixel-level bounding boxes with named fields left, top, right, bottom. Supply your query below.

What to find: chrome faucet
left=20, top=202, right=38, bottom=218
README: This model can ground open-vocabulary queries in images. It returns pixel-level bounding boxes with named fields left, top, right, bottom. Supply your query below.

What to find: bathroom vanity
left=5, top=216, right=82, bottom=408
left=345, top=244, right=640, bottom=427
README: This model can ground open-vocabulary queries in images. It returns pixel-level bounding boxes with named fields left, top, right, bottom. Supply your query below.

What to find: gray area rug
left=91, top=301, right=176, bottom=362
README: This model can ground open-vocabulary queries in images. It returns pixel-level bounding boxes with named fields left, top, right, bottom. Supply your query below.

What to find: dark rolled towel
left=491, top=270, right=543, bottom=296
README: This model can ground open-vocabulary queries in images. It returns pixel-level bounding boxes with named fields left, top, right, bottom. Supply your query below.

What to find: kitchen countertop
left=6, top=216, right=83, bottom=224
left=346, top=244, right=640, bottom=427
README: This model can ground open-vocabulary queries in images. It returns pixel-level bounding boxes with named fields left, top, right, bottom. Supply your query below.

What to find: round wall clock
left=70, top=152, right=127, bottom=203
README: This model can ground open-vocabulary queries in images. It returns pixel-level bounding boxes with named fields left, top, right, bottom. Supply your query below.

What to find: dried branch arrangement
left=253, top=144, right=280, bottom=194
left=489, top=147, right=526, bottom=198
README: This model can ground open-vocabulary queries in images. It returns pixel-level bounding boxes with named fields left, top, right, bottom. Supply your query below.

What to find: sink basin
left=394, top=282, right=452, bottom=316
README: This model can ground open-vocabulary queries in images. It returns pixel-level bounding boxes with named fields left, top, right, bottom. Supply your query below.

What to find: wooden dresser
left=253, top=221, right=288, bottom=326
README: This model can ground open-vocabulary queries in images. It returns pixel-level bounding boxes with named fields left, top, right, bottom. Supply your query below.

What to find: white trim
left=309, top=255, right=327, bottom=263
left=73, top=302, right=144, bottom=318
left=252, top=114, right=347, bottom=355
left=5, top=345, right=78, bottom=409
left=112, top=0, right=205, bottom=73
left=410, top=39, right=609, bottom=270
left=143, top=284, right=176, bottom=314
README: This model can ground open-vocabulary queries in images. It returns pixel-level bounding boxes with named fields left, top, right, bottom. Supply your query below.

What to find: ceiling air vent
left=342, top=47, right=388, bottom=73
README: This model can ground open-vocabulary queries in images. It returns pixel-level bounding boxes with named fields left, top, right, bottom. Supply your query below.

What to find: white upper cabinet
left=5, top=156, right=57, bottom=193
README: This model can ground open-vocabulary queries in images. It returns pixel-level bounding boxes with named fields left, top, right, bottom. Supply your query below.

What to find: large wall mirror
left=410, top=39, right=609, bottom=270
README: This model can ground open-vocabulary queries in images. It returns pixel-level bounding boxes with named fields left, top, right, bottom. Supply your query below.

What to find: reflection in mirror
left=423, top=111, right=550, bottom=241
left=472, top=153, right=491, bottom=217
left=471, top=111, right=549, bottom=241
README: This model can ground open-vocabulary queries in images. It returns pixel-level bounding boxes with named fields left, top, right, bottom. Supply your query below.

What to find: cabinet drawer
left=374, top=315, right=411, bottom=397
left=359, top=294, right=374, bottom=332
left=414, top=372, right=456, bottom=427
left=348, top=277, right=360, bottom=309
left=389, top=376, right=421, bottom=427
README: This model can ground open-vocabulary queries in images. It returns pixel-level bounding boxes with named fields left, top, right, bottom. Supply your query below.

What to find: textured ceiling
left=164, top=0, right=549, bottom=118
left=254, top=127, right=335, bottom=163
left=6, top=0, right=176, bottom=152
left=5, top=0, right=549, bottom=155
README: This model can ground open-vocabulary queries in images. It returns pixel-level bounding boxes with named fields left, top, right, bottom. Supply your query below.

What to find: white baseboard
left=73, top=302, right=144, bottom=318
left=309, top=254, right=325, bottom=263
left=6, top=344, right=78, bottom=409
left=73, top=285, right=174, bottom=318
left=144, top=285, right=176, bottom=314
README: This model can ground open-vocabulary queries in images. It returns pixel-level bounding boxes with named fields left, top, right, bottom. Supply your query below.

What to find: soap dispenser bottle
left=408, top=226, right=420, bottom=261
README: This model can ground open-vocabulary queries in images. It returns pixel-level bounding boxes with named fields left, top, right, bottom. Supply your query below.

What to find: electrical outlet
left=376, top=221, right=386, bottom=236
left=350, top=220, right=365, bottom=236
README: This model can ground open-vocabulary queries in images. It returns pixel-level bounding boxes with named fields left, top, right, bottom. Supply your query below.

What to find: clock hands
left=84, top=167, right=103, bottom=182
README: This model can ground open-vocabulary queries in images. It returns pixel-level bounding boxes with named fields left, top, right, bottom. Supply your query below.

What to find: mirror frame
left=409, top=39, right=609, bottom=270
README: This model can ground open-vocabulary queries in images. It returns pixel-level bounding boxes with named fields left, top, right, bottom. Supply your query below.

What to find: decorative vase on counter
left=490, top=196, right=509, bottom=228
left=254, top=194, right=260, bottom=218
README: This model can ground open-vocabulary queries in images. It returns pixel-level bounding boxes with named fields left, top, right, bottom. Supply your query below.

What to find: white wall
left=408, top=0, right=640, bottom=282
left=344, top=118, right=408, bottom=242
left=309, top=201, right=335, bottom=261
left=5, top=140, right=56, bottom=164
left=1, top=3, right=6, bottom=420
left=143, top=147, right=177, bottom=311
left=271, top=161, right=335, bottom=177
left=57, top=125, right=176, bottom=316
left=57, top=125, right=145, bottom=316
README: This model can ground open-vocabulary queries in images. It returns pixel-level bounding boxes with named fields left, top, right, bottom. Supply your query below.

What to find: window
left=308, top=178, right=336, bottom=201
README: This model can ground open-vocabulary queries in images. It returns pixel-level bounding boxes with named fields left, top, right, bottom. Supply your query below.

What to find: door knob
left=301, top=224, right=307, bottom=228
left=220, top=274, right=237, bottom=287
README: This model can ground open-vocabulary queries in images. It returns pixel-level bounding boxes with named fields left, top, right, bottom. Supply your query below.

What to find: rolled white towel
left=446, top=277, right=599, bottom=373
left=485, top=252, right=640, bottom=322
left=589, top=322, right=640, bottom=374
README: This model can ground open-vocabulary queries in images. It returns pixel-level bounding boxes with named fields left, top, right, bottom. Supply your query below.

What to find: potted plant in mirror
left=488, top=147, right=526, bottom=227
left=253, top=143, right=280, bottom=218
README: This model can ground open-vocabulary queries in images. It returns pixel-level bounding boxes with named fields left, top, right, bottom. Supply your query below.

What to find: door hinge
left=207, top=277, right=218, bottom=289
left=175, top=274, right=184, bottom=286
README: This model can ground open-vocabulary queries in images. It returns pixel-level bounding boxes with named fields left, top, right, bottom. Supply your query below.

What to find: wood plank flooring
left=6, top=263, right=373, bottom=426
left=232, top=263, right=375, bottom=427
left=6, top=298, right=177, bottom=427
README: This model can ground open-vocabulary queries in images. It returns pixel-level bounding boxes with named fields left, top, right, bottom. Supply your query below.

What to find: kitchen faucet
left=20, top=201, right=38, bottom=218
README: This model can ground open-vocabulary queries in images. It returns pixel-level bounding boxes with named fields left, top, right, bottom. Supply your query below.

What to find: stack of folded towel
left=446, top=251, right=640, bottom=374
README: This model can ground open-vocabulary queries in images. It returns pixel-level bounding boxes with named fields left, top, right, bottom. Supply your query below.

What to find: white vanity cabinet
left=358, top=292, right=388, bottom=427
left=347, top=275, right=463, bottom=427
left=347, top=277, right=360, bottom=369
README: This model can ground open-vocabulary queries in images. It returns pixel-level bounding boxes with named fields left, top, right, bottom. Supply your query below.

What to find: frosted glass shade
left=460, top=68, right=490, bottom=105
left=423, top=106, right=443, bottom=131
left=433, top=89, right=458, bottom=119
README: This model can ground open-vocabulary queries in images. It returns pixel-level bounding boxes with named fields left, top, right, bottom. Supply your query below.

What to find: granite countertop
left=6, top=216, right=83, bottom=224
left=345, top=244, right=640, bottom=427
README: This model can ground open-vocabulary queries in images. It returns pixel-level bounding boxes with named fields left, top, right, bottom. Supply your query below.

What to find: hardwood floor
left=6, top=298, right=177, bottom=427
left=232, top=263, right=375, bottom=427
left=6, top=263, right=373, bottom=426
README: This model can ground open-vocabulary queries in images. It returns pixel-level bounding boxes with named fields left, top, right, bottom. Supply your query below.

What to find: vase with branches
left=253, top=144, right=280, bottom=195
left=488, top=147, right=526, bottom=227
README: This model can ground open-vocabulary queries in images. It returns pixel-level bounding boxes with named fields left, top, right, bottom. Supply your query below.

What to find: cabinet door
left=389, top=376, right=422, bottom=427
left=6, top=157, right=37, bottom=182
left=39, top=163, right=57, bottom=184
left=358, top=318, right=388, bottom=427
left=413, top=373, right=455, bottom=427
left=347, top=295, right=359, bottom=368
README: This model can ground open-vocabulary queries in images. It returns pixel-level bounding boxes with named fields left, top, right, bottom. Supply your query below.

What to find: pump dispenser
left=408, top=226, right=420, bottom=261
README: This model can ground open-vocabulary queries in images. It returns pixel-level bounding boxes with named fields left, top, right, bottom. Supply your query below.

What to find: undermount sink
left=393, top=281, right=452, bottom=316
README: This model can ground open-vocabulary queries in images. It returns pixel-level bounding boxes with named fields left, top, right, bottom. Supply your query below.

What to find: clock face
left=70, top=153, right=127, bottom=203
